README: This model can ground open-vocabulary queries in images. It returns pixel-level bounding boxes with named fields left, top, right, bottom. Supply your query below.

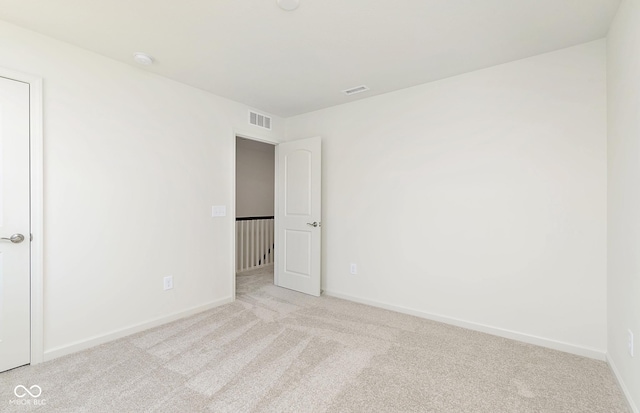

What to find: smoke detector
left=277, top=0, right=300, bottom=11
left=133, top=52, right=154, bottom=65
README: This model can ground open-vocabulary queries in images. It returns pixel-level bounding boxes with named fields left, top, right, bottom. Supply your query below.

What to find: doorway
left=235, top=136, right=276, bottom=291
left=233, top=134, right=323, bottom=298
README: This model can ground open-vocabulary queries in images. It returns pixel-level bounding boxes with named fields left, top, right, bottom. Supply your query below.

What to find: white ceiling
left=0, top=0, right=621, bottom=117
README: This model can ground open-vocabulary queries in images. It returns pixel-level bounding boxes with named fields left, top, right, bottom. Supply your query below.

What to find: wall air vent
left=342, top=85, right=370, bottom=96
left=249, top=110, right=272, bottom=130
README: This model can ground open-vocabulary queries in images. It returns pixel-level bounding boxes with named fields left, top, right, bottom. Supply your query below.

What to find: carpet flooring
left=0, top=265, right=630, bottom=412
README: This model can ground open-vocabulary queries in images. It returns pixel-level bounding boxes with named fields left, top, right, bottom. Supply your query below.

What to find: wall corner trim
left=323, top=290, right=606, bottom=361
left=43, top=297, right=234, bottom=362
left=607, top=353, right=640, bottom=413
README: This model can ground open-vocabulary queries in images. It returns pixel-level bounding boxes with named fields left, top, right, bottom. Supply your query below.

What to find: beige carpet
left=0, top=265, right=629, bottom=412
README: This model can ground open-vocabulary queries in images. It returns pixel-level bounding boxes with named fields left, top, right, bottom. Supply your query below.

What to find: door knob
left=1, top=234, right=25, bottom=244
left=306, top=222, right=321, bottom=228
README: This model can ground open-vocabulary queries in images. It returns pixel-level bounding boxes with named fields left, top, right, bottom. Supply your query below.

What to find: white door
left=275, top=137, right=321, bottom=296
left=0, top=76, right=31, bottom=372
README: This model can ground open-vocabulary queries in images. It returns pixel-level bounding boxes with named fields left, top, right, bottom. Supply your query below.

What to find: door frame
left=0, top=67, right=44, bottom=365
left=231, top=132, right=279, bottom=299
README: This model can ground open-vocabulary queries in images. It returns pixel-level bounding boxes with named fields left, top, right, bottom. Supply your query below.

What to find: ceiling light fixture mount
left=133, top=52, right=154, bottom=65
left=277, top=0, right=300, bottom=11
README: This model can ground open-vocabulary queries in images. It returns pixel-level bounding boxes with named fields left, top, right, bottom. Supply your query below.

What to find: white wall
left=607, top=0, right=640, bottom=409
left=236, top=138, right=275, bottom=217
left=286, top=41, right=607, bottom=358
left=0, top=21, right=284, bottom=358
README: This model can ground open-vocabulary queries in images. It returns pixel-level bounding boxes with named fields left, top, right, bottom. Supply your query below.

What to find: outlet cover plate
left=164, top=276, right=173, bottom=290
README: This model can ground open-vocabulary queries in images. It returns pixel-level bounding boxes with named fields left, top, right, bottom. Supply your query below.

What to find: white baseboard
left=323, top=290, right=606, bottom=361
left=607, top=354, right=639, bottom=413
left=43, top=296, right=234, bottom=362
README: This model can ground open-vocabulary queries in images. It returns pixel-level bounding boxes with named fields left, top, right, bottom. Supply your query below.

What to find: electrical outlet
left=163, top=276, right=173, bottom=291
left=629, top=329, right=635, bottom=357
left=350, top=263, right=357, bottom=275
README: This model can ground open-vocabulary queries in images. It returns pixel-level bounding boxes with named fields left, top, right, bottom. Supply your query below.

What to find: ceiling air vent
left=249, top=110, right=272, bottom=130
left=342, top=85, right=370, bottom=96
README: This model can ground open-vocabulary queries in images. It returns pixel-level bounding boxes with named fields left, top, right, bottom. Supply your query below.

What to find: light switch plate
left=212, top=205, right=226, bottom=217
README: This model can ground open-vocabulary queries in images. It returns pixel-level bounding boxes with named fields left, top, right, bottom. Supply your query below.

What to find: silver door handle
left=1, top=234, right=25, bottom=244
left=306, top=222, right=321, bottom=227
